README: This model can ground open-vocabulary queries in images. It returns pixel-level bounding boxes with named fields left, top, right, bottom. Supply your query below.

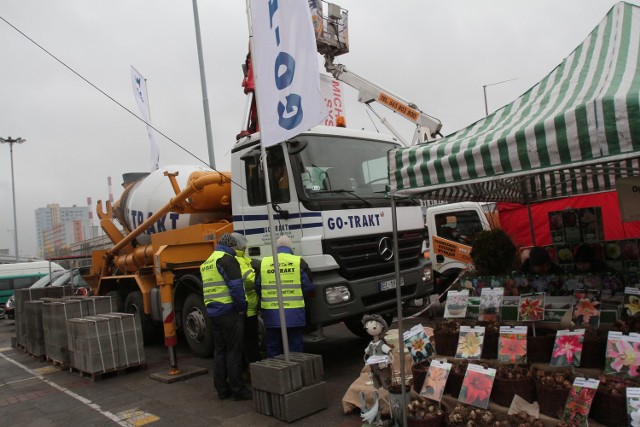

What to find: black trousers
left=211, top=312, right=249, bottom=396
left=243, top=314, right=262, bottom=366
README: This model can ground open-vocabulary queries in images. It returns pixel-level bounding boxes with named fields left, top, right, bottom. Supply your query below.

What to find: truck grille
left=322, top=230, right=424, bottom=280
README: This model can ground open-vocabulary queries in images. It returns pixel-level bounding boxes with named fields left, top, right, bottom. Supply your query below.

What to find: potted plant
left=433, top=320, right=460, bottom=357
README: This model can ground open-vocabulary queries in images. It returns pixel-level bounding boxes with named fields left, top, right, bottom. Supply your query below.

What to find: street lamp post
left=0, top=136, right=26, bottom=262
left=483, top=78, right=518, bottom=116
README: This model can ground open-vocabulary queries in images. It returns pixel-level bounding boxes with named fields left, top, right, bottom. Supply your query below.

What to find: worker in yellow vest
left=255, top=235, right=315, bottom=358
left=231, top=232, right=262, bottom=366
left=200, top=233, right=252, bottom=401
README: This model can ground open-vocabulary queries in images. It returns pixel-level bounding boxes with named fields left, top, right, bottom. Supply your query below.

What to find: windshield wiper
left=314, top=189, right=373, bottom=207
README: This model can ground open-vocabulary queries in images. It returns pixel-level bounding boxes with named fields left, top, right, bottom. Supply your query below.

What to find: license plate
left=378, top=277, right=405, bottom=292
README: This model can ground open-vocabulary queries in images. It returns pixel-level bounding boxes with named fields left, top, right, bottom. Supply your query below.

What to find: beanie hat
left=528, top=247, right=551, bottom=266
left=276, top=235, right=293, bottom=249
left=231, top=232, right=248, bottom=250
left=218, top=233, right=237, bottom=248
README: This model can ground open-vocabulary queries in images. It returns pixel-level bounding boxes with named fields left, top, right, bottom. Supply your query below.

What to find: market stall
left=381, top=2, right=640, bottom=425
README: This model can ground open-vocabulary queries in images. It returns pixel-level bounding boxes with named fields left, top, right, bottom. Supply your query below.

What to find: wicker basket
left=412, top=360, right=431, bottom=394
left=590, top=377, right=636, bottom=426
left=532, top=367, right=573, bottom=419
left=434, top=333, right=458, bottom=357
left=579, top=334, right=606, bottom=369
left=407, top=401, right=448, bottom=427
left=526, top=329, right=556, bottom=363
left=491, top=369, right=535, bottom=407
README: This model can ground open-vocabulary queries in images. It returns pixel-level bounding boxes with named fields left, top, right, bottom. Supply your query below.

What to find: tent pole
left=391, top=196, right=407, bottom=427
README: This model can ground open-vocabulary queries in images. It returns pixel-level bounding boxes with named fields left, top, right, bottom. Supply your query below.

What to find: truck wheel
left=344, top=318, right=369, bottom=338
left=106, top=290, right=124, bottom=312
left=124, top=291, right=158, bottom=344
left=182, top=293, right=214, bottom=358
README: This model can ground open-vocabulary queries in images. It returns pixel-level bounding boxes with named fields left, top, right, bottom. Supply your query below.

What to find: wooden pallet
left=46, top=357, right=70, bottom=370
left=70, top=363, right=147, bottom=382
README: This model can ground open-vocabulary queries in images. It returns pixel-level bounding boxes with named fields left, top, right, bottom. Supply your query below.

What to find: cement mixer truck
left=86, top=2, right=434, bottom=365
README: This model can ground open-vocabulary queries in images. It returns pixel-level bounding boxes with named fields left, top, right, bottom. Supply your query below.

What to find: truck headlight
left=325, top=286, right=351, bottom=305
left=422, top=266, right=433, bottom=283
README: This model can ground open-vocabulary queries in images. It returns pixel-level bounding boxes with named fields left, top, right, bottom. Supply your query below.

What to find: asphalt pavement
left=0, top=315, right=408, bottom=427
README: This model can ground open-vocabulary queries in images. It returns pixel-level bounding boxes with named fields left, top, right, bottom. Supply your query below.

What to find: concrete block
left=250, top=359, right=302, bottom=394
left=276, top=381, right=328, bottom=423
left=274, top=352, right=323, bottom=385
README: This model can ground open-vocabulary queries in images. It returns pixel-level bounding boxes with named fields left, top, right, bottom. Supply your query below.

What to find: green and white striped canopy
left=389, top=2, right=640, bottom=204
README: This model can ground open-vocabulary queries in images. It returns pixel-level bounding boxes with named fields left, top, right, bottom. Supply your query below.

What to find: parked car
left=3, top=268, right=91, bottom=319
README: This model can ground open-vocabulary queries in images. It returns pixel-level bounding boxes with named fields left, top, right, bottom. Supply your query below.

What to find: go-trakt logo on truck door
left=325, top=211, right=385, bottom=237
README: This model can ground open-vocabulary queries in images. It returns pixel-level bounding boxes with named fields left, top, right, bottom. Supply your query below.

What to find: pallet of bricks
left=250, top=352, right=327, bottom=422
left=14, top=286, right=75, bottom=357
left=42, top=296, right=117, bottom=367
left=67, top=312, right=145, bottom=380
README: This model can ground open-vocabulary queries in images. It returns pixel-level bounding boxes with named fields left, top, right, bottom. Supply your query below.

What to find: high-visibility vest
left=200, top=251, right=232, bottom=306
left=236, top=251, right=258, bottom=317
left=260, top=253, right=304, bottom=310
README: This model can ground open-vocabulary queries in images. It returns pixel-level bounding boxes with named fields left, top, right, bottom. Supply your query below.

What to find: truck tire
left=182, top=293, right=214, bottom=358
left=124, top=291, right=159, bottom=344
left=106, top=290, right=124, bottom=312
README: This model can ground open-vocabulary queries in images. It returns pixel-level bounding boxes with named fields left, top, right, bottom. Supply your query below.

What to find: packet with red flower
left=605, top=331, right=640, bottom=378
left=498, top=325, right=527, bottom=363
left=455, top=325, right=485, bottom=360
left=518, top=292, right=545, bottom=321
left=458, top=363, right=496, bottom=409
left=562, top=377, right=599, bottom=426
left=572, top=289, right=601, bottom=328
left=420, top=359, right=451, bottom=402
left=551, top=329, right=585, bottom=367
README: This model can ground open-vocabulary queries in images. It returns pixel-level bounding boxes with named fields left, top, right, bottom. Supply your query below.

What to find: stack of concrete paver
left=250, top=352, right=327, bottom=422
left=24, top=300, right=46, bottom=357
left=42, top=296, right=115, bottom=365
left=67, top=312, right=145, bottom=375
left=15, top=287, right=73, bottom=350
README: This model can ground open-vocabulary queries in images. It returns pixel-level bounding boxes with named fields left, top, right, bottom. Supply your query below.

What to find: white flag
left=131, top=66, right=160, bottom=171
left=249, top=0, right=328, bottom=147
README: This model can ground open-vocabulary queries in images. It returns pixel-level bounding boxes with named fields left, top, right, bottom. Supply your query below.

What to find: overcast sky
left=0, top=0, right=633, bottom=257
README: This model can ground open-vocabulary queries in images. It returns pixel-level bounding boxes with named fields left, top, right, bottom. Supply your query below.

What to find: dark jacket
left=204, top=244, right=248, bottom=317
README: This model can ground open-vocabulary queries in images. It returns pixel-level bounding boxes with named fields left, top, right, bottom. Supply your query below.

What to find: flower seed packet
left=455, top=326, right=485, bottom=360
left=403, top=323, right=434, bottom=364
left=551, top=329, right=585, bottom=367
left=627, top=387, right=640, bottom=426
left=572, top=289, right=601, bottom=328
left=420, top=359, right=451, bottom=402
left=518, top=292, right=545, bottom=321
left=624, top=287, right=640, bottom=317
left=444, top=289, right=469, bottom=318
left=605, top=331, right=640, bottom=378
left=562, top=377, right=599, bottom=426
left=478, top=287, right=504, bottom=322
left=498, top=326, right=527, bottom=363
left=458, top=363, right=496, bottom=409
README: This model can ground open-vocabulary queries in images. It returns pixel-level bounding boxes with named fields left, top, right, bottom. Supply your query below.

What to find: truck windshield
left=293, top=135, right=395, bottom=201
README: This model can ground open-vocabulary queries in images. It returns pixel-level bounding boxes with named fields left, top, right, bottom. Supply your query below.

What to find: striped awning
left=389, top=2, right=640, bottom=204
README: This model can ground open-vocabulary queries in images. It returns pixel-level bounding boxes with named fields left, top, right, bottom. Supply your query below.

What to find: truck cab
left=231, top=125, right=433, bottom=336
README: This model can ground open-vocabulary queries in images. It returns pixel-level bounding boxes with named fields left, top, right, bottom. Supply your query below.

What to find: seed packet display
left=403, top=323, right=434, bottom=364
left=420, top=359, right=451, bottom=402
left=478, top=287, right=504, bottom=322
left=444, top=289, right=469, bottom=318
left=624, top=287, right=640, bottom=317
left=455, top=326, right=485, bottom=360
left=498, top=326, right=527, bottom=363
left=627, top=387, right=640, bottom=427
left=518, top=292, right=545, bottom=322
left=605, top=331, right=640, bottom=378
left=572, top=289, right=601, bottom=328
left=562, top=377, right=599, bottom=427
left=551, top=329, right=585, bottom=367
left=458, top=363, right=496, bottom=409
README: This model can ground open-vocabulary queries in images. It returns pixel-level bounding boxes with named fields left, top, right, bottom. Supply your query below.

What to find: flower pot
left=388, top=384, right=412, bottom=427
left=526, top=328, right=555, bottom=363
left=476, top=321, right=500, bottom=359
left=412, top=360, right=431, bottom=394
left=532, top=367, right=574, bottom=419
left=444, top=360, right=467, bottom=398
left=590, top=376, right=637, bottom=426
left=434, top=321, right=460, bottom=357
left=579, top=329, right=606, bottom=369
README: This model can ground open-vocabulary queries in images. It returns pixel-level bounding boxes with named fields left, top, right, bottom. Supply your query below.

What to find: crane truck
left=86, top=2, right=436, bottom=368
